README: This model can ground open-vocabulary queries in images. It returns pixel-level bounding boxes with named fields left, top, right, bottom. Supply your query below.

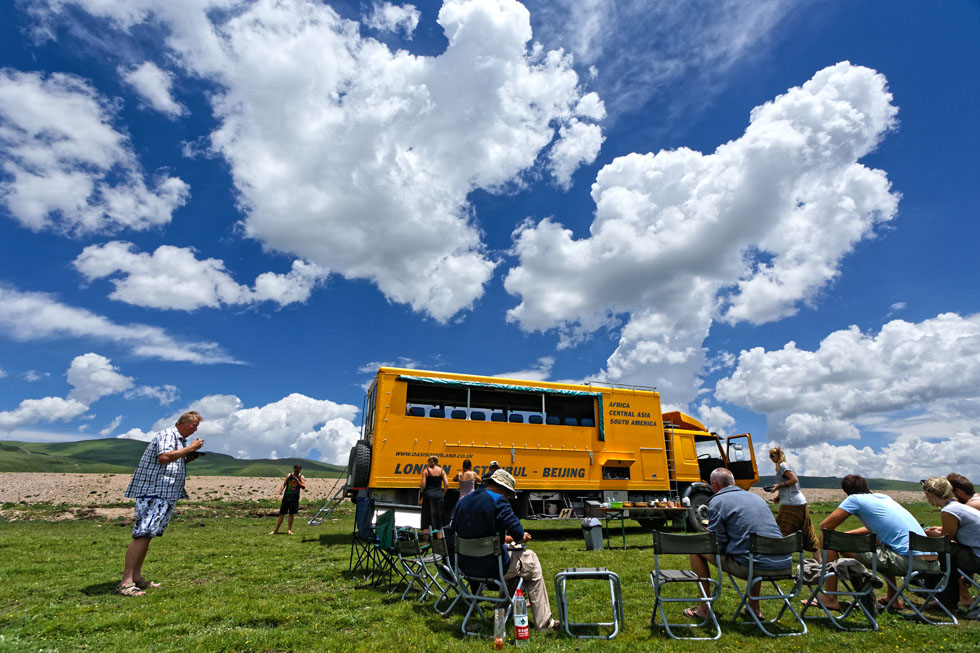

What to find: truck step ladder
left=663, top=424, right=679, bottom=497
left=308, top=462, right=350, bottom=526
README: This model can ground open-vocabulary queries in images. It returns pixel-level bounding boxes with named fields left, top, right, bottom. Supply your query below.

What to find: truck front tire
left=687, top=490, right=711, bottom=532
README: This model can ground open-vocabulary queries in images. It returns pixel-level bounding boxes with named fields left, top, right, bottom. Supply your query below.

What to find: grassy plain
left=0, top=499, right=976, bottom=652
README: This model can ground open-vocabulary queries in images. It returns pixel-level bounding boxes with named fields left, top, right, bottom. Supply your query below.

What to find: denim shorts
left=132, top=497, right=175, bottom=539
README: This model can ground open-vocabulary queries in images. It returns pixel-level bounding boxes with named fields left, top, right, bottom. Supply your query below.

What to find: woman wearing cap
left=766, top=447, right=820, bottom=561
left=420, top=455, right=449, bottom=537
left=922, top=476, right=980, bottom=612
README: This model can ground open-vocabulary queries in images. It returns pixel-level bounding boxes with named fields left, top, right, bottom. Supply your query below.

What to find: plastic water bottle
left=513, top=588, right=529, bottom=645
left=493, top=607, right=505, bottom=650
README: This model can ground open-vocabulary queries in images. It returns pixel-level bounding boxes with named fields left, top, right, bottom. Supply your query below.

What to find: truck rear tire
left=349, top=440, right=371, bottom=488
left=687, top=490, right=711, bottom=532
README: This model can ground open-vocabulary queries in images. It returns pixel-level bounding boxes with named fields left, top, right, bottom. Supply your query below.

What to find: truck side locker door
left=725, top=433, right=758, bottom=487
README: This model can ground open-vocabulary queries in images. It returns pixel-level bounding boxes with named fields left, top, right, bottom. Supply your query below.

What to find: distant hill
left=758, top=475, right=921, bottom=491
left=0, top=439, right=345, bottom=477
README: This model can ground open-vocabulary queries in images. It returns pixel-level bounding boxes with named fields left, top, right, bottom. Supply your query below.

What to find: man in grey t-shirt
left=686, top=468, right=791, bottom=620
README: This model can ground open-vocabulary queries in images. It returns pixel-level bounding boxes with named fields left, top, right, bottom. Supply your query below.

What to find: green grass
left=0, top=500, right=976, bottom=652
left=0, top=440, right=345, bottom=477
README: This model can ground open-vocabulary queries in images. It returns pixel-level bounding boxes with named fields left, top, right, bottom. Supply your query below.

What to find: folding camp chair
left=395, top=529, right=444, bottom=601
left=650, top=531, right=723, bottom=640
left=726, top=531, right=806, bottom=636
left=881, top=532, right=957, bottom=625
left=801, top=529, right=879, bottom=631
left=430, top=531, right=462, bottom=616
left=367, top=510, right=404, bottom=592
left=554, top=567, right=624, bottom=639
left=454, top=535, right=524, bottom=637
left=349, top=495, right=383, bottom=577
left=959, top=564, right=980, bottom=616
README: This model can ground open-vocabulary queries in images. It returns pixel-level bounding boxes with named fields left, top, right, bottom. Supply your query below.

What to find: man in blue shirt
left=451, top=469, right=559, bottom=631
left=688, top=468, right=791, bottom=620
left=804, top=474, right=937, bottom=611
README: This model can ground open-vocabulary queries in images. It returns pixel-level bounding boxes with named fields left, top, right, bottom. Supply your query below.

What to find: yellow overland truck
left=346, top=367, right=758, bottom=530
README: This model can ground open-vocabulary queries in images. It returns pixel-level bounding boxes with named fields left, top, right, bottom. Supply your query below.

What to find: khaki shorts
left=853, top=547, right=939, bottom=577
left=709, top=554, right=791, bottom=579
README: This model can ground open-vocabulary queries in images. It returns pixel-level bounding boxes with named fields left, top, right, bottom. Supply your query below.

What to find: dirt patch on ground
left=0, top=472, right=924, bottom=511
left=0, top=473, right=345, bottom=506
left=748, top=486, right=925, bottom=504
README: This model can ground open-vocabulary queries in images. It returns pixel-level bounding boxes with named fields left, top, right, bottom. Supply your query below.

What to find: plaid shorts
left=132, top=497, right=175, bottom=539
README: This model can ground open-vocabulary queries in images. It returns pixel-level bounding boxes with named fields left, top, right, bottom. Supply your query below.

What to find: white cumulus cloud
left=694, top=401, right=736, bottom=437
left=66, top=352, right=134, bottom=405
left=99, top=414, right=124, bottom=436
left=758, top=429, right=980, bottom=484
left=120, top=61, right=185, bottom=117
left=0, top=69, right=189, bottom=235
left=0, top=353, right=182, bottom=434
left=73, top=241, right=327, bottom=310
left=0, top=396, right=88, bottom=433
left=36, top=0, right=603, bottom=322
left=524, top=0, right=796, bottom=120
left=119, top=392, right=361, bottom=464
left=125, top=384, right=180, bottom=405
left=505, top=62, right=899, bottom=404
left=716, top=312, right=980, bottom=448
left=365, top=2, right=421, bottom=37
left=494, top=356, right=555, bottom=381
left=0, top=285, right=239, bottom=364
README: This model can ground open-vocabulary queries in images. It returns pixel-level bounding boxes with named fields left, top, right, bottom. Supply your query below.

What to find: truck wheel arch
left=683, top=483, right=712, bottom=532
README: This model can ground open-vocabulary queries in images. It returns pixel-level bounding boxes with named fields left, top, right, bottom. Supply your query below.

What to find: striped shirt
left=124, top=428, right=189, bottom=502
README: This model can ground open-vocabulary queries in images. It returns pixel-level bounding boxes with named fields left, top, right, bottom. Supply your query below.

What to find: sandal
left=683, top=606, right=705, bottom=619
left=742, top=609, right=765, bottom=620
left=877, top=597, right=907, bottom=613
left=134, top=578, right=161, bottom=590
left=801, top=597, right=841, bottom=612
left=115, top=583, right=145, bottom=597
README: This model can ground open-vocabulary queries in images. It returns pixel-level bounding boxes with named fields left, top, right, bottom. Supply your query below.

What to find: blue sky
left=0, top=0, right=978, bottom=481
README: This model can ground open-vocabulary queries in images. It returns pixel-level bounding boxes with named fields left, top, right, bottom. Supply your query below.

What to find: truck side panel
left=366, top=369, right=675, bottom=492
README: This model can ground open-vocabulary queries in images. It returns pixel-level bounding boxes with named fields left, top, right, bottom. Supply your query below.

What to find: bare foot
left=268, top=531, right=277, bottom=535
left=287, top=530, right=293, bottom=535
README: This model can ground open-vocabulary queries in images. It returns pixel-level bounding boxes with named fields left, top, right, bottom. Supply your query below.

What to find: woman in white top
left=767, top=447, right=819, bottom=560
left=922, top=476, right=980, bottom=611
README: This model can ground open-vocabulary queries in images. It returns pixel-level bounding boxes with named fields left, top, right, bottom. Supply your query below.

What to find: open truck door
left=726, top=433, right=759, bottom=489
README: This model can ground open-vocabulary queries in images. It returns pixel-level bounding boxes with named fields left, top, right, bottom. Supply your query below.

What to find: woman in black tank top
left=420, top=456, right=449, bottom=536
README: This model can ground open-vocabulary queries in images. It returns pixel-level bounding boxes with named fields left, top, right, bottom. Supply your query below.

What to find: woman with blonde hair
left=766, top=446, right=819, bottom=560
left=921, top=476, right=980, bottom=612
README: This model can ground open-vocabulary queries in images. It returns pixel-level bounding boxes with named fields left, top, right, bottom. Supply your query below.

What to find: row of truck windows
left=405, top=406, right=595, bottom=427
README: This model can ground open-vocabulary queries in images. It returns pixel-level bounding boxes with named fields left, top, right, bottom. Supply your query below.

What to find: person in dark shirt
left=451, top=469, right=559, bottom=631
left=269, top=464, right=305, bottom=535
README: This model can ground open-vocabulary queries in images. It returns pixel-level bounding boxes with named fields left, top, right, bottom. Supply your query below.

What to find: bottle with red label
left=513, top=587, right=529, bottom=645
